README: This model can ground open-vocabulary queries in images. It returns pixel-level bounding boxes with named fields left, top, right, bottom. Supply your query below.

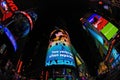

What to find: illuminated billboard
left=87, top=13, right=119, bottom=41
left=45, top=42, right=76, bottom=67
left=100, top=22, right=118, bottom=40
left=87, top=13, right=108, bottom=31
left=45, top=29, right=76, bottom=67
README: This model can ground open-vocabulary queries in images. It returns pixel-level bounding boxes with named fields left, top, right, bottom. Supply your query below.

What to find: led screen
left=87, top=13, right=119, bottom=41
left=87, top=13, right=108, bottom=31
left=45, top=42, right=76, bottom=67
left=100, top=22, right=118, bottom=40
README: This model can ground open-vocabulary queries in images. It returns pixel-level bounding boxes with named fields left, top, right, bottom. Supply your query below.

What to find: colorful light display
left=45, top=29, right=76, bottom=67
left=100, top=22, right=118, bottom=40
left=87, top=13, right=119, bottom=41
left=82, top=13, right=120, bottom=68
left=0, top=0, right=18, bottom=21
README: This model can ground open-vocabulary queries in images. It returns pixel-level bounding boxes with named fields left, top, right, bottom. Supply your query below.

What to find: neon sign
left=4, top=27, right=17, bottom=52
left=6, top=0, right=18, bottom=12
left=15, top=11, right=33, bottom=30
left=46, top=60, right=75, bottom=66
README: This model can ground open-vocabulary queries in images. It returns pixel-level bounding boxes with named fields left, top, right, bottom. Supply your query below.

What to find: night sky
left=14, top=0, right=103, bottom=77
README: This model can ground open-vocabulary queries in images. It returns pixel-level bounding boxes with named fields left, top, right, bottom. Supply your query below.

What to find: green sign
left=100, top=22, right=118, bottom=40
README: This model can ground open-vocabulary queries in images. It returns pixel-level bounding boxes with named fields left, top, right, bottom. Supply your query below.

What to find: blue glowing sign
left=87, top=13, right=101, bottom=23
left=45, top=42, right=76, bottom=67
left=4, top=27, right=17, bottom=52
left=88, top=28, right=104, bottom=45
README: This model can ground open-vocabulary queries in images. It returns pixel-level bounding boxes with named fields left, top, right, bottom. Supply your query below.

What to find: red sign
left=1, top=12, right=13, bottom=21
left=0, top=0, right=18, bottom=21
left=92, top=16, right=108, bottom=31
left=6, top=0, right=18, bottom=12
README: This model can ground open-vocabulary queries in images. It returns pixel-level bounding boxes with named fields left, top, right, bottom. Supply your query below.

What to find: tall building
left=45, top=28, right=88, bottom=80
left=80, top=12, right=120, bottom=76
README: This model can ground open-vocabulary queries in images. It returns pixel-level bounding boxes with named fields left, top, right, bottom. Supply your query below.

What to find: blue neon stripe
left=88, top=28, right=104, bottom=45
left=4, top=27, right=17, bottom=52
left=0, top=25, right=3, bottom=29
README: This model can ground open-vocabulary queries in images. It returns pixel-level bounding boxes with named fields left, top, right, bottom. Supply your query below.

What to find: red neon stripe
left=19, top=11, right=33, bottom=30
left=17, top=59, right=20, bottom=69
left=17, top=61, right=23, bottom=73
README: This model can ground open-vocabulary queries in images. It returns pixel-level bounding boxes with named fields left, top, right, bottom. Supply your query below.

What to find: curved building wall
left=45, top=29, right=76, bottom=67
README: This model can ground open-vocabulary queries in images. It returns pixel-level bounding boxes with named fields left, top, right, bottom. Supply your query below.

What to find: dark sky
left=14, top=0, right=102, bottom=77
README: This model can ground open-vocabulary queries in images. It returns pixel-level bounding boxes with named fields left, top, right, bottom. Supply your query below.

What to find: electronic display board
left=45, top=42, right=76, bottom=67
left=100, top=22, right=118, bottom=40
left=87, top=13, right=119, bottom=41
left=87, top=13, right=108, bottom=31
left=45, top=29, right=76, bottom=67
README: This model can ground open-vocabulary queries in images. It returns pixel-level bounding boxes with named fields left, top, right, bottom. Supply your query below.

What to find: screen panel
left=87, top=13, right=119, bottom=41
left=100, top=22, right=118, bottom=40
left=87, top=13, right=108, bottom=31
left=45, top=42, right=76, bottom=67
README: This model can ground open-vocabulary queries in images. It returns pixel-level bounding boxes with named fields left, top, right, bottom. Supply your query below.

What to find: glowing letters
left=6, top=0, right=18, bottom=12
left=46, top=60, right=75, bottom=66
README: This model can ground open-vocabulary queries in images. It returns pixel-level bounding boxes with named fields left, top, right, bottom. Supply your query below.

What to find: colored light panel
left=87, top=13, right=101, bottom=23
left=100, top=22, right=118, bottom=40
left=87, top=14, right=108, bottom=31
left=75, top=56, right=82, bottom=66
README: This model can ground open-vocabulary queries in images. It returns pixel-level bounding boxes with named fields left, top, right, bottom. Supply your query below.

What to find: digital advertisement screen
left=45, top=42, right=76, bottom=67
left=100, top=22, right=118, bottom=40
left=87, top=13, right=108, bottom=31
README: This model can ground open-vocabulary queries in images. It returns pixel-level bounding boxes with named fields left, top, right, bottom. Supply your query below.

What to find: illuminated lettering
left=52, top=51, right=59, bottom=53
left=60, top=54, right=73, bottom=59
left=49, top=54, right=59, bottom=58
left=46, top=60, right=75, bottom=66
left=6, top=0, right=18, bottom=12
left=57, top=60, right=64, bottom=64
left=50, top=60, right=56, bottom=65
